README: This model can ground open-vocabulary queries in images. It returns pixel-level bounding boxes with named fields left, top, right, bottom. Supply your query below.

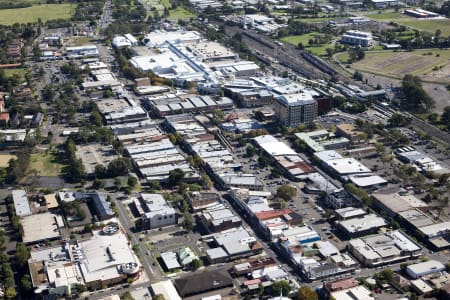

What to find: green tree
left=127, top=175, right=138, bottom=188
left=153, top=294, right=165, bottom=300
left=183, top=212, right=194, bottom=231
left=191, top=258, right=202, bottom=270
left=277, top=185, right=297, bottom=201
left=389, top=113, right=409, bottom=127
left=90, top=110, right=103, bottom=126
left=211, top=109, right=226, bottom=125
left=401, top=74, right=435, bottom=113
left=169, top=168, right=185, bottom=186
left=122, top=291, right=135, bottom=300
left=93, top=178, right=104, bottom=189
left=20, top=274, right=33, bottom=293
left=297, top=286, right=318, bottom=300
left=245, top=145, right=256, bottom=157
left=15, top=242, right=30, bottom=269
left=107, top=158, right=132, bottom=177
left=272, top=280, right=291, bottom=296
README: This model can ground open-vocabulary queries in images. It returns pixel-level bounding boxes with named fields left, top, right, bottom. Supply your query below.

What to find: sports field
left=0, top=3, right=73, bottom=25
left=364, top=12, right=450, bottom=36
left=345, top=49, right=450, bottom=83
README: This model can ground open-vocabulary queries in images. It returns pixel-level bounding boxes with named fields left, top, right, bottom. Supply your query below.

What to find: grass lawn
left=295, top=17, right=336, bottom=23
left=28, top=150, right=67, bottom=177
left=3, top=68, right=27, bottom=81
left=280, top=32, right=332, bottom=56
left=364, top=11, right=450, bottom=36
left=0, top=154, right=16, bottom=168
left=0, top=3, right=72, bottom=25
left=342, top=49, right=450, bottom=83
left=70, top=36, right=93, bottom=46
left=168, top=6, right=196, bottom=19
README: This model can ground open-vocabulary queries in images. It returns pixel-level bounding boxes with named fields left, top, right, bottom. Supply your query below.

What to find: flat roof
left=22, top=213, right=61, bottom=244
left=331, top=285, right=374, bottom=300
left=12, top=189, right=32, bottom=217
left=418, top=221, right=450, bottom=238
left=254, top=135, right=297, bottom=156
left=407, top=260, right=445, bottom=275
left=373, top=192, right=428, bottom=213
left=340, top=214, right=386, bottom=234
left=398, top=209, right=435, bottom=228
left=335, top=207, right=366, bottom=219
left=151, top=280, right=182, bottom=300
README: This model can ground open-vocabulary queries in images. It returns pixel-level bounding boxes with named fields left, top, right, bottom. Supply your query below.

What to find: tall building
left=274, top=93, right=317, bottom=127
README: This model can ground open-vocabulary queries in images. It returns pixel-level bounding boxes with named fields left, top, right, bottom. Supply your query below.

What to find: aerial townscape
left=0, top=0, right=449, bottom=300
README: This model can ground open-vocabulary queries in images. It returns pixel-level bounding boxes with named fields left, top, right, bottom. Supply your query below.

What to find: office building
left=341, top=30, right=373, bottom=47
left=274, top=93, right=317, bottom=127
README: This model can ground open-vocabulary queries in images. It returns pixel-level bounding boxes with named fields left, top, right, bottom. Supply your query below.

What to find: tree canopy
left=401, top=74, right=435, bottom=113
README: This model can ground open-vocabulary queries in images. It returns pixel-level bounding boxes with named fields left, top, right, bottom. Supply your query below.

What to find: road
left=112, top=193, right=162, bottom=281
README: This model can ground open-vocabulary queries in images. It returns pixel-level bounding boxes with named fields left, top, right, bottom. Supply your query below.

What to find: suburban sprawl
left=0, top=0, right=449, bottom=300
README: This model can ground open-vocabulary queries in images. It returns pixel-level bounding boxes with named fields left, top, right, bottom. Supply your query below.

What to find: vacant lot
left=343, top=49, right=450, bottom=83
left=29, top=151, right=67, bottom=177
left=0, top=154, right=16, bottom=168
left=0, top=4, right=72, bottom=25
left=364, top=12, right=450, bottom=36
left=280, top=32, right=333, bottom=56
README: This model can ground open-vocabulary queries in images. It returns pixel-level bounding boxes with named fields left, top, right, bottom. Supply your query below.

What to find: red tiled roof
left=0, top=113, right=9, bottom=121
left=255, top=209, right=294, bottom=220
left=244, top=279, right=261, bottom=286
left=325, top=278, right=359, bottom=292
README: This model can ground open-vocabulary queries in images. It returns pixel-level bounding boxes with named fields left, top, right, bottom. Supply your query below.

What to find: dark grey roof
left=174, top=269, right=233, bottom=297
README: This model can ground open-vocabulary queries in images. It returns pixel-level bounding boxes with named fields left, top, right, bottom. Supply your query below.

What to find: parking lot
left=76, top=143, right=118, bottom=174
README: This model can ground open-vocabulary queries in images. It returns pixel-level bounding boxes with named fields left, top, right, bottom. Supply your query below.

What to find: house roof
left=174, top=269, right=233, bottom=297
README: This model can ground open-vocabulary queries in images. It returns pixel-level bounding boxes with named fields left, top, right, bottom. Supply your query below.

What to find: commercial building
left=151, top=280, right=182, bottom=300
left=174, top=269, right=233, bottom=297
left=372, top=191, right=429, bottom=217
left=186, top=192, right=221, bottom=212
left=125, top=137, right=199, bottom=182
left=296, top=130, right=350, bottom=152
left=204, top=227, right=263, bottom=262
left=406, top=260, right=445, bottom=279
left=12, top=189, right=32, bottom=217
left=200, top=205, right=242, bottom=233
left=136, top=193, right=177, bottom=230
left=404, top=8, right=441, bottom=18
left=341, top=30, right=373, bottom=47
left=233, top=256, right=277, bottom=276
left=22, top=213, right=62, bottom=245
left=335, top=207, right=366, bottom=220
left=160, top=251, right=182, bottom=270
left=325, top=189, right=359, bottom=209
left=66, top=45, right=99, bottom=58
left=395, top=146, right=446, bottom=174
left=256, top=209, right=303, bottom=240
left=338, top=214, right=386, bottom=238
left=348, top=174, right=387, bottom=191
left=274, top=93, right=318, bottom=127
left=314, top=150, right=372, bottom=179
left=335, top=124, right=364, bottom=142
left=348, top=230, right=422, bottom=267
left=111, top=34, right=138, bottom=48
left=145, top=94, right=233, bottom=117
left=331, top=285, right=374, bottom=300
left=253, top=134, right=316, bottom=181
